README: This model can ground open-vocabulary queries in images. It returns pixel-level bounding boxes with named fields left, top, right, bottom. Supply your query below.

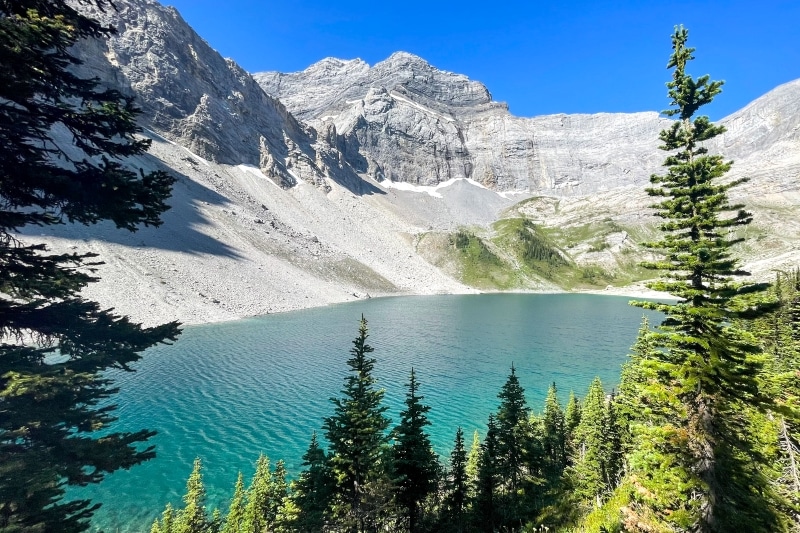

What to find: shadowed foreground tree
left=626, top=25, right=782, bottom=532
left=0, top=1, right=179, bottom=531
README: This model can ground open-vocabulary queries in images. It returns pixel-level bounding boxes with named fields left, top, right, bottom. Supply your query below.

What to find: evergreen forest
left=1, top=0, right=798, bottom=531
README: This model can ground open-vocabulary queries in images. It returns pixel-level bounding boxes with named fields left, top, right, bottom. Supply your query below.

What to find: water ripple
left=73, top=294, right=660, bottom=532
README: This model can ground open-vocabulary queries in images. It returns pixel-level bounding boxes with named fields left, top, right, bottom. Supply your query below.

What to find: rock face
left=74, top=0, right=366, bottom=192
left=256, top=55, right=800, bottom=196
left=54, top=0, right=800, bottom=326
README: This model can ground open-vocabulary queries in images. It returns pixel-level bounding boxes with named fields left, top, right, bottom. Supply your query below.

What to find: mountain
left=41, top=0, right=800, bottom=325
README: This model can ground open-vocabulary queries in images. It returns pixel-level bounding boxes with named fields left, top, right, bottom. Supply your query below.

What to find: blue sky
left=164, top=0, right=799, bottom=120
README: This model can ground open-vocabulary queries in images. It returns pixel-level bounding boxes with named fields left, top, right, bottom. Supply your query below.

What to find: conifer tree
left=541, top=382, right=567, bottom=482
left=601, top=394, right=624, bottom=490
left=571, top=378, right=607, bottom=507
left=151, top=503, right=176, bottom=533
left=209, top=510, right=222, bottom=533
left=495, top=364, right=530, bottom=496
left=174, top=458, right=210, bottom=533
left=627, top=25, right=781, bottom=531
left=242, top=454, right=272, bottom=533
left=391, top=369, right=439, bottom=533
left=564, top=391, right=581, bottom=460
left=324, top=315, right=391, bottom=532
left=268, top=460, right=290, bottom=529
left=222, top=473, right=246, bottom=533
left=473, top=415, right=500, bottom=533
left=443, top=427, right=469, bottom=532
left=292, top=432, right=334, bottom=532
left=0, top=2, right=180, bottom=530
left=465, top=430, right=481, bottom=495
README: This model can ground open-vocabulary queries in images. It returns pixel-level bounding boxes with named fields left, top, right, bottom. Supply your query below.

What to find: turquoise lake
left=76, top=293, right=660, bottom=532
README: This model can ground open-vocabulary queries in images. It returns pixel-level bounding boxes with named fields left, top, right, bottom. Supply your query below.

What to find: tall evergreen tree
left=473, top=415, right=500, bottom=533
left=601, top=394, right=624, bottom=491
left=627, top=25, right=781, bottom=532
left=571, top=378, right=608, bottom=507
left=221, top=473, right=246, bottom=533
left=465, top=430, right=481, bottom=495
left=268, top=460, right=290, bottom=529
left=151, top=503, right=176, bottom=533
left=324, top=315, right=391, bottom=532
left=174, top=458, right=210, bottom=533
left=495, top=364, right=530, bottom=496
left=443, top=427, right=469, bottom=532
left=292, top=432, right=334, bottom=532
left=391, top=368, right=439, bottom=533
left=564, top=391, right=581, bottom=460
left=541, top=382, right=567, bottom=482
left=242, top=454, right=272, bottom=533
left=0, top=1, right=180, bottom=531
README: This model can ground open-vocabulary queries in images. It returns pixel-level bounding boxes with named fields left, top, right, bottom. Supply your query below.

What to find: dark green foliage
left=291, top=432, right=334, bottom=532
left=442, top=427, right=469, bottom=532
left=564, top=390, right=582, bottom=455
left=495, top=364, right=530, bottom=496
left=601, top=395, right=624, bottom=491
left=323, top=315, right=391, bottom=531
left=0, top=1, right=180, bottom=531
left=473, top=415, right=500, bottom=533
left=541, top=382, right=567, bottom=482
left=626, top=26, right=781, bottom=532
left=514, top=220, right=568, bottom=268
left=391, top=369, right=439, bottom=532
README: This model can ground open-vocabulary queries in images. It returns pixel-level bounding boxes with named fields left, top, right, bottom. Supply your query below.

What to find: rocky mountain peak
left=72, top=0, right=368, bottom=192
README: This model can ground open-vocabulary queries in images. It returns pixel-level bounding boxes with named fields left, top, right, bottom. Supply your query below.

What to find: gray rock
left=72, top=0, right=366, bottom=192
left=256, top=54, right=800, bottom=196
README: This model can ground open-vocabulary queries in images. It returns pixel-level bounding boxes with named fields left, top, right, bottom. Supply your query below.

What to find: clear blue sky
left=163, top=0, right=799, bottom=120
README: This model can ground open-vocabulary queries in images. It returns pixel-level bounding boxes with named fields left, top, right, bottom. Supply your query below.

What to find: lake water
left=76, top=293, right=659, bottom=532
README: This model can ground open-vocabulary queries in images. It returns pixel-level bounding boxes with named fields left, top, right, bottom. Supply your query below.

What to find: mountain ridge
left=42, top=0, right=800, bottom=326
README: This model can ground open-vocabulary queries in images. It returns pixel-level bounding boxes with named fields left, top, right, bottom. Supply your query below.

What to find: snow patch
left=237, top=164, right=279, bottom=187
left=379, top=177, right=500, bottom=198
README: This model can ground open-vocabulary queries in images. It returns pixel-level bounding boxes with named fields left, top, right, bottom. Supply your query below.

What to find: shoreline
left=150, top=283, right=674, bottom=329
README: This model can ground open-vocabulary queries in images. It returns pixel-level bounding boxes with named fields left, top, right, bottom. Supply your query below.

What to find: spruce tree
left=391, top=368, right=439, bottom=533
left=601, top=394, right=624, bottom=491
left=564, top=391, right=581, bottom=461
left=495, top=364, right=530, bottom=495
left=268, top=460, right=289, bottom=529
left=242, top=454, right=272, bottom=533
left=174, top=458, right=210, bottom=533
left=151, top=503, right=176, bottom=533
left=443, top=427, right=469, bottom=532
left=465, top=430, right=481, bottom=495
left=222, top=473, right=246, bottom=533
left=323, top=315, right=391, bottom=532
left=473, top=415, right=500, bottom=533
left=292, top=432, right=334, bottom=532
left=627, top=25, right=781, bottom=532
left=541, top=382, right=567, bottom=482
left=571, top=377, right=607, bottom=507
left=0, top=2, right=179, bottom=531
